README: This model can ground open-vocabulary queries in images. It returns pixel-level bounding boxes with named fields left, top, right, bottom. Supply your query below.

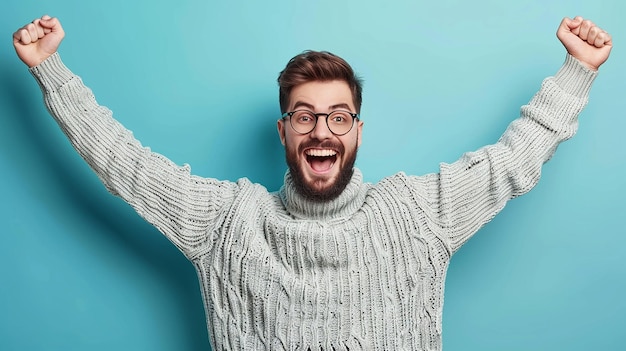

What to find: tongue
left=310, top=157, right=334, bottom=172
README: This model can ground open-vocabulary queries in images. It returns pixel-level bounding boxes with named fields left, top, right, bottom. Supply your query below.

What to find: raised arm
left=416, top=17, right=612, bottom=253
left=13, top=16, right=239, bottom=258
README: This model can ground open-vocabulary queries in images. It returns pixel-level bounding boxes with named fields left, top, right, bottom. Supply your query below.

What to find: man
left=13, top=14, right=612, bottom=351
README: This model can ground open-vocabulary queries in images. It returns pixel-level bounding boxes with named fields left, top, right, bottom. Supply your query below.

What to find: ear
left=356, top=119, right=364, bottom=148
left=277, top=119, right=286, bottom=146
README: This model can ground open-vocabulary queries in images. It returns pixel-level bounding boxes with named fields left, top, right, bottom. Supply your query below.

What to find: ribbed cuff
left=553, top=54, right=597, bottom=98
left=28, top=52, right=75, bottom=93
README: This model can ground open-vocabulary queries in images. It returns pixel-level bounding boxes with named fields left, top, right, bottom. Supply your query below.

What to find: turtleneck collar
left=279, top=168, right=368, bottom=221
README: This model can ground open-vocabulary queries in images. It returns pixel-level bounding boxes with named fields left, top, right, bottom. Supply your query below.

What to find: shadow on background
left=236, top=100, right=288, bottom=193
left=0, top=63, right=210, bottom=349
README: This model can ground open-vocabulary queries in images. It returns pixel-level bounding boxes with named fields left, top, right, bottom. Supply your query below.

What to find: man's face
left=277, top=80, right=363, bottom=202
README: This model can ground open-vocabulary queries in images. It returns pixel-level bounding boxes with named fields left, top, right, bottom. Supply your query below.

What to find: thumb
left=561, top=16, right=583, bottom=35
left=39, top=15, right=60, bottom=33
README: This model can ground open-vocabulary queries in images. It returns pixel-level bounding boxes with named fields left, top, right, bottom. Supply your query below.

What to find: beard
left=286, top=139, right=358, bottom=203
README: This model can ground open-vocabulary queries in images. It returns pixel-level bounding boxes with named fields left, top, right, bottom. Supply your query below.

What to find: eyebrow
left=292, top=101, right=353, bottom=112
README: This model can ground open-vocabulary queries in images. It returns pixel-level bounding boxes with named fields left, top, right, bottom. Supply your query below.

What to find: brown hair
left=277, top=50, right=363, bottom=114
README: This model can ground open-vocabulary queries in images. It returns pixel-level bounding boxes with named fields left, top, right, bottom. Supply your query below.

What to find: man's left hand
left=557, top=16, right=612, bottom=71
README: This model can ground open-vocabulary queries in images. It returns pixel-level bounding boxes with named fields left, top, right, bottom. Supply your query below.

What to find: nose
left=309, top=115, right=333, bottom=140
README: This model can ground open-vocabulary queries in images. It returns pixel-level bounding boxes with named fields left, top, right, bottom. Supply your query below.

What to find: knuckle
left=598, top=32, right=608, bottom=41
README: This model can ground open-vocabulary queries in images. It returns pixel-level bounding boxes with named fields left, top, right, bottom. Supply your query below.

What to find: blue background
left=1, top=1, right=624, bottom=350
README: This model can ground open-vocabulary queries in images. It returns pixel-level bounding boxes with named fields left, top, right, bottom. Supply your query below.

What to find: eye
left=292, top=111, right=315, bottom=124
left=330, top=112, right=350, bottom=124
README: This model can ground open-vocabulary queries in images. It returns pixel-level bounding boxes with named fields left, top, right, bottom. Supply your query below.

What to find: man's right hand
left=13, top=15, right=65, bottom=68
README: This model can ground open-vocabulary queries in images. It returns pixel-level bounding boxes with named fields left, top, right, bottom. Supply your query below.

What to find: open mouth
left=305, top=149, right=337, bottom=173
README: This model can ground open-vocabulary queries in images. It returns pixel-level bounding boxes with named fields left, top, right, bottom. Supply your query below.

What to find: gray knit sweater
left=30, top=53, right=596, bottom=350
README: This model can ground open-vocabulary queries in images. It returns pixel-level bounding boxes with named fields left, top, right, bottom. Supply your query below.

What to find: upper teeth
left=306, top=149, right=337, bottom=157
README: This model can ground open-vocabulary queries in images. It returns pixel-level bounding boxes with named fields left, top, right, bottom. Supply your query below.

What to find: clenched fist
left=557, top=16, right=612, bottom=71
left=13, top=15, right=65, bottom=68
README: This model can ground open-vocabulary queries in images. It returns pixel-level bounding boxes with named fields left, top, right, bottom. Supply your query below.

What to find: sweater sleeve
left=427, top=55, right=597, bottom=254
left=29, top=53, right=238, bottom=258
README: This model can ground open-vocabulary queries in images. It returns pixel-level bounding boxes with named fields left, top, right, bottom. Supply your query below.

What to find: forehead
left=288, top=80, right=354, bottom=111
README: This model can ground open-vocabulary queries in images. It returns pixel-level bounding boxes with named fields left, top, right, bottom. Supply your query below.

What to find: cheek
left=342, top=133, right=360, bottom=150
left=284, top=134, right=302, bottom=154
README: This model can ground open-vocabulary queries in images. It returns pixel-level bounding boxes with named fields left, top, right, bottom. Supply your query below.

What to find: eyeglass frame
left=280, top=109, right=361, bottom=136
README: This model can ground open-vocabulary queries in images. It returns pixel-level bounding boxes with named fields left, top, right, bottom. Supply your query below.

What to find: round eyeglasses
left=281, top=110, right=360, bottom=136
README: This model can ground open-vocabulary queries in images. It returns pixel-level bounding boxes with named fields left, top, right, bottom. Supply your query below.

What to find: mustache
left=297, top=140, right=344, bottom=154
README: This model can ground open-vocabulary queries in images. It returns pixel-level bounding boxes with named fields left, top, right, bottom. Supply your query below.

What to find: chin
left=305, top=173, right=338, bottom=192
left=290, top=161, right=354, bottom=203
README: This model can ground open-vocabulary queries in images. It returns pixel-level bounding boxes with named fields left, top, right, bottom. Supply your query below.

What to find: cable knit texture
left=30, top=53, right=596, bottom=350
